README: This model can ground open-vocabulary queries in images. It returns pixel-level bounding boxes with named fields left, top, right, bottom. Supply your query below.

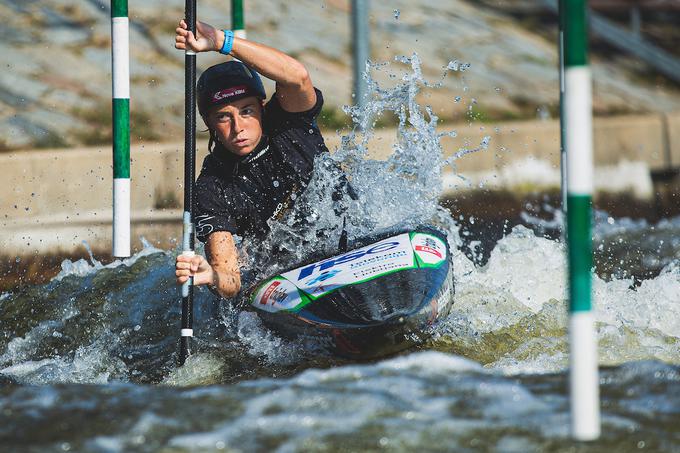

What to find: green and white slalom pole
left=562, top=0, right=601, bottom=441
left=179, top=0, right=197, bottom=366
left=111, top=0, right=130, bottom=258
left=231, top=0, right=246, bottom=39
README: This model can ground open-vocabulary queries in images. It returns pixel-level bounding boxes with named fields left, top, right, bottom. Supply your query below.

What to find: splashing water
left=245, top=54, right=490, bottom=282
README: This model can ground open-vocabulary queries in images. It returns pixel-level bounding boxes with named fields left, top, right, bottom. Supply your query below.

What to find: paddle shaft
left=179, top=0, right=197, bottom=366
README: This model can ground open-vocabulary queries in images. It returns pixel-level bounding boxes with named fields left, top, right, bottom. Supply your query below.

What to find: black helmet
left=197, top=61, right=266, bottom=118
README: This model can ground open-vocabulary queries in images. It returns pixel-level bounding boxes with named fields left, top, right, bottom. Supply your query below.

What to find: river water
left=1, top=56, right=679, bottom=452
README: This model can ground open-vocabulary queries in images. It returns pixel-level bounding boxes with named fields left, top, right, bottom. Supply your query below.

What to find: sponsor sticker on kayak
left=250, top=230, right=448, bottom=312
left=251, top=277, right=305, bottom=313
left=286, top=233, right=416, bottom=299
left=410, top=233, right=447, bottom=268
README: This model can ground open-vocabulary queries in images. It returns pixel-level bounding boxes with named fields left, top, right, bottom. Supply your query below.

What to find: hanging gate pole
left=111, top=0, right=130, bottom=258
left=351, top=0, right=369, bottom=114
left=558, top=0, right=567, bottom=215
left=179, top=0, right=197, bottom=366
left=562, top=0, right=601, bottom=441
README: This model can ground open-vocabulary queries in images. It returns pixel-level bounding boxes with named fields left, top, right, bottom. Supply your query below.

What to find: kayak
left=246, top=226, right=454, bottom=359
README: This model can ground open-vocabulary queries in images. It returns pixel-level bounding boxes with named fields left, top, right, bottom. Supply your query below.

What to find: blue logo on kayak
left=305, top=269, right=341, bottom=285
left=297, top=241, right=400, bottom=280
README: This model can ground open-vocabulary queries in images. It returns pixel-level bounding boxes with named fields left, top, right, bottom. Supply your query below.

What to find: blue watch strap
left=220, top=30, right=234, bottom=55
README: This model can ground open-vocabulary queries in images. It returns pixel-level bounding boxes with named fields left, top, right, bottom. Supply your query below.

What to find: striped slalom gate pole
left=111, top=0, right=130, bottom=258
left=232, top=0, right=246, bottom=39
left=179, top=0, right=197, bottom=366
left=562, top=0, right=601, bottom=441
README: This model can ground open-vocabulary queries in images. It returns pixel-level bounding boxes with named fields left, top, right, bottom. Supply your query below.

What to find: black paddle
left=179, top=0, right=197, bottom=366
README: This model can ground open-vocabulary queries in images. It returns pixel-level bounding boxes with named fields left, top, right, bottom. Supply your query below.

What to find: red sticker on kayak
left=415, top=245, right=442, bottom=258
left=260, top=280, right=281, bottom=305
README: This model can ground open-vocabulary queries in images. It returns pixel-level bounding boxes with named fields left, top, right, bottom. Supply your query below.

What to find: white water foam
left=447, top=223, right=680, bottom=374
left=1, top=331, right=128, bottom=385
left=53, top=238, right=164, bottom=282
left=236, top=311, right=303, bottom=365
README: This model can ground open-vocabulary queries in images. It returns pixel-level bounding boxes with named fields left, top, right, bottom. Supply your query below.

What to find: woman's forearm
left=204, top=231, right=242, bottom=299
left=213, top=30, right=309, bottom=88
left=211, top=267, right=241, bottom=299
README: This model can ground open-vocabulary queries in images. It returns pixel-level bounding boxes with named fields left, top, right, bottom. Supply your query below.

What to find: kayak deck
left=247, top=226, right=454, bottom=359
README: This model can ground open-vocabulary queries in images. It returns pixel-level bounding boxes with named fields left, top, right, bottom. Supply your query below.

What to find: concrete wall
left=667, top=112, right=680, bottom=167
left=344, top=113, right=676, bottom=175
left=2, top=143, right=209, bottom=221
left=2, top=112, right=678, bottom=255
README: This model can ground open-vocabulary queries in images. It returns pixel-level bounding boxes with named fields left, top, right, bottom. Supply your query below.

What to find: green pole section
left=112, top=99, right=130, bottom=179
left=564, top=0, right=588, bottom=67
left=567, top=195, right=591, bottom=311
left=231, top=0, right=244, bottom=32
left=111, top=0, right=127, bottom=17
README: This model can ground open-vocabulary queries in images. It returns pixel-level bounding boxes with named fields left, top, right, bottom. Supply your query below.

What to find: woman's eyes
left=215, top=108, right=254, bottom=122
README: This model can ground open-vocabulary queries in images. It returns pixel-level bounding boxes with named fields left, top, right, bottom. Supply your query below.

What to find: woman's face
left=207, top=96, right=264, bottom=156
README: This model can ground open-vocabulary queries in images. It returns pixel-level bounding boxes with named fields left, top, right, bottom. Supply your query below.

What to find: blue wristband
left=220, top=30, right=234, bottom=55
